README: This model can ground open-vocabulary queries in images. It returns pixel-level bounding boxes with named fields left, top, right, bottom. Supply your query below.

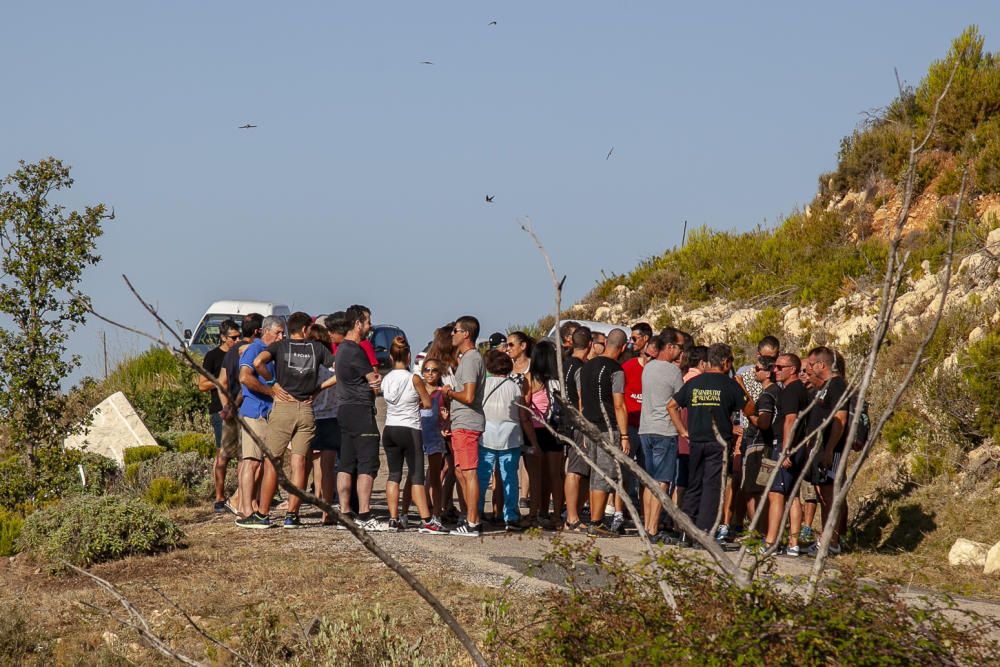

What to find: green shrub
left=174, top=432, right=215, bottom=458
left=123, top=445, right=165, bottom=465
left=486, top=540, right=1000, bottom=666
left=0, top=508, right=24, bottom=556
left=145, top=477, right=188, bottom=508
left=119, top=451, right=212, bottom=500
left=832, top=122, right=911, bottom=194
left=18, top=494, right=184, bottom=568
left=883, top=409, right=920, bottom=455
left=130, top=386, right=208, bottom=432
left=0, top=447, right=119, bottom=511
left=961, top=330, right=1000, bottom=440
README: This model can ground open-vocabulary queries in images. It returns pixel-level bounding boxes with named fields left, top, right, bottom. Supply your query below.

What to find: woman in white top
left=381, top=337, right=444, bottom=533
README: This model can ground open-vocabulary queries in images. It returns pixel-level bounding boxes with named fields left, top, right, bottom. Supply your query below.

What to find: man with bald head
left=577, top=328, right=631, bottom=537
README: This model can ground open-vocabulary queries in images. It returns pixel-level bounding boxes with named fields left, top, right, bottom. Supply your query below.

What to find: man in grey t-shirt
left=637, top=328, right=685, bottom=539
left=442, top=315, right=487, bottom=536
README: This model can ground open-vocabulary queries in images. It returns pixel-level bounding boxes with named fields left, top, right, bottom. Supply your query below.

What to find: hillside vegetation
left=572, top=26, right=1000, bottom=595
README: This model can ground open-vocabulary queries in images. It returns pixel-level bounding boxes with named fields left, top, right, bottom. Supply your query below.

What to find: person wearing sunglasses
left=199, top=318, right=240, bottom=514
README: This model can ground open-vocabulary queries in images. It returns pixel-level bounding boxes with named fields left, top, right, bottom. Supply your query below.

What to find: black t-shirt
left=266, top=339, right=335, bottom=401
left=203, top=346, right=226, bottom=413
left=777, top=380, right=811, bottom=449
left=672, top=371, right=746, bottom=445
left=579, top=356, right=625, bottom=432
left=564, top=356, right=585, bottom=409
left=809, top=375, right=849, bottom=453
left=335, top=339, right=376, bottom=407
left=222, top=342, right=246, bottom=404
left=745, top=383, right=779, bottom=447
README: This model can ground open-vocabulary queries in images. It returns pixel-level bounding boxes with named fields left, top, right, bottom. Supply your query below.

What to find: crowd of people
left=199, top=310, right=860, bottom=553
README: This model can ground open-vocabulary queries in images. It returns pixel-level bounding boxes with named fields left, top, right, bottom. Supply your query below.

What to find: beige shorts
left=240, top=416, right=270, bottom=460
left=264, top=400, right=316, bottom=458
left=220, top=418, right=240, bottom=459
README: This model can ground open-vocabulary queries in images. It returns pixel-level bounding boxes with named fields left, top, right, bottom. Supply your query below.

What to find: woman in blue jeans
left=478, top=349, right=539, bottom=531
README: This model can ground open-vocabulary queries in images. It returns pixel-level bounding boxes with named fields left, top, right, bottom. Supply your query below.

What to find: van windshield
left=192, top=314, right=240, bottom=347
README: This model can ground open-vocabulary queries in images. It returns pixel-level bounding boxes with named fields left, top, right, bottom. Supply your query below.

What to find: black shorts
left=338, top=404, right=380, bottom=476
left=535, top=427, right=562, bottom=453
left=382, top=425, right=425, bottom=485
left=313, top=418, right=341, bottom=452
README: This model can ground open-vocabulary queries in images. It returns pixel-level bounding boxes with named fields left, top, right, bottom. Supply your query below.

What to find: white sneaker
left=361, top=517, right=390, bottom=532
left=450, top=520, right=482, bottom=537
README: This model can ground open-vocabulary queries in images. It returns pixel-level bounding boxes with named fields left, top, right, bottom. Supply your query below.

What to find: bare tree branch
left=805, top=166, right=967, bottom=598
left=91, top=275, right=490, bottom=667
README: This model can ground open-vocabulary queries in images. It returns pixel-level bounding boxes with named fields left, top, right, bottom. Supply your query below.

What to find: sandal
left=563, top=520, right=585, bottom=533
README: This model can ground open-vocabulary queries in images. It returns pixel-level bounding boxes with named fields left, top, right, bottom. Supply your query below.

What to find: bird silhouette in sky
left=488, top=21, right=497, bottom=26
left=485, top=195, right=494, bottom=203
left=606, top=146, right=614, bottom=160
left=420, top=61, right=434, bottom=65
left=238, top=124, right=257, bottom=129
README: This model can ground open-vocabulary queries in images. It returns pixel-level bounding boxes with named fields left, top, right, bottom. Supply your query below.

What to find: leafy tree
left=0, top=158, right=110, bottom=467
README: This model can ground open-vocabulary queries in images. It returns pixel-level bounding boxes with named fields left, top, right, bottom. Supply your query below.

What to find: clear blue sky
left=1, top=2, right=995, bottom=382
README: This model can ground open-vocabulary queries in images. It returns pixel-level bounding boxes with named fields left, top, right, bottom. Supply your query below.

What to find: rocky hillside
left=568, top=26, right=1000, bottom=591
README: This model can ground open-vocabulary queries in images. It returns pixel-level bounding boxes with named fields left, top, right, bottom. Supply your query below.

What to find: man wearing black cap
left=488, top=332, right=508, bottom=352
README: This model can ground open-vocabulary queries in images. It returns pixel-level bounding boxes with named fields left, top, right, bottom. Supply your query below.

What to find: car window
left=193, top=314, right=239, bottom=347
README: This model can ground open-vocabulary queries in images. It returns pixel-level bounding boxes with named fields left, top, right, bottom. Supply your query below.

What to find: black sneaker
left=213, top=500, right=226, bottom=514
left=505, top=521, right=524, bottom=533
left=451, top=521, right=482, bottom=537
left=586, top=523, right=617, bottom=538
left=236, top=512, right=271, bottom=529
left=388, top=518, right=404, bottom=532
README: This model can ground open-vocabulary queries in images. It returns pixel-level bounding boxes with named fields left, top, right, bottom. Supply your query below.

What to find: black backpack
left=849, top=395, right=871, bottom=450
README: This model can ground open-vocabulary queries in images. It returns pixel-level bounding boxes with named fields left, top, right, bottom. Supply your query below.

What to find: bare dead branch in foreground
left=91, top=275, right=490, bottom=667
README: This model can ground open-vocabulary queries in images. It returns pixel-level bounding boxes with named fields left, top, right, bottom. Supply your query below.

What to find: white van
left=185, top=300, right=291, bottom=355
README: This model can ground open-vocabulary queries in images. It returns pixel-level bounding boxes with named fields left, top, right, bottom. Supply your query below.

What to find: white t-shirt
left=482, top=376, right=524, bottom=451
left=382, top=368, right=421, bottom=430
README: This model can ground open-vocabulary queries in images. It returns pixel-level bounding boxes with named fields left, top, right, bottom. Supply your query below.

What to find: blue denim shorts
left=639, top=434, right=678, bottom=485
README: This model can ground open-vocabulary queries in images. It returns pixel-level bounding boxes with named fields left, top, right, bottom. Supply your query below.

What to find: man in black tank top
left=577, top=329, right=631, bottom=537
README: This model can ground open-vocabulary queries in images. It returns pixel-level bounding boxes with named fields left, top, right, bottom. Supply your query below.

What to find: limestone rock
left=64, top=391, right=157, bottom=467
left=985, top=541, right=1000, bottom=575
left=593, top=305, right=611, bottom=321
left=949, top=538, right=990, bottom=568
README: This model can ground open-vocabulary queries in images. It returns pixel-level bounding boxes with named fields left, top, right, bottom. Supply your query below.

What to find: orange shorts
left=451, top=429, right=482, bottom=471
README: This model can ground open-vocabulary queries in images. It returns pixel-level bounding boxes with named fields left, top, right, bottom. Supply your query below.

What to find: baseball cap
left=488, top=332, right=507, bottom=348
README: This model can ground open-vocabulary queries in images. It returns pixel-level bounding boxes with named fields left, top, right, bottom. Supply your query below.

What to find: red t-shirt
left=331, top=340, right=379, bottom=368
left=622, top=357, right=643, bottom=428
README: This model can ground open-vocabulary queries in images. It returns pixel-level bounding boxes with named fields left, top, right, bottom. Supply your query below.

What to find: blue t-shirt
left=239, top=338, right=274, bottom=419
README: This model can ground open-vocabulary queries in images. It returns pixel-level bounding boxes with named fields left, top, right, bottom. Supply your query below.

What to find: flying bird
left=420, top=61, right=434, bottom=65
left=238, top=124, right=257, bottom=129
left=488, top=20, right=497, bottom=26
left=485, top=195, right=494, bottom=203
left=606, top=146, right=614, bottom=160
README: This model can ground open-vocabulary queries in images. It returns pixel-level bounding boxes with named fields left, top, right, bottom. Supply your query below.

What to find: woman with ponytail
left=381, top=336, right=446, bottom=533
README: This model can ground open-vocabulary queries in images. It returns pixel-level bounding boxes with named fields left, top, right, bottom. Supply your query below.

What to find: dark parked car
left=368, top=324, right=407, bottom=370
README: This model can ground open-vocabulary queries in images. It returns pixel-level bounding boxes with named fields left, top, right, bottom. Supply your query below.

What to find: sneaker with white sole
left=715, top=524, right=730, bottom=543
left=387, top=518, right=404, bottom=532
left=282, top=513, right=304, bottom=529
left=236, top=512, right=271, bottom=529
left=610, top=513, right=626, bottom=535
left=360, top=517, right=390, bottom=532
left=419, top=520, right=449, bottom=535
left=451, top=520, right=481, bottom=537
left=808, top=542, right=842, bottom=556
left=784, top=544, right=801, bottom=557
